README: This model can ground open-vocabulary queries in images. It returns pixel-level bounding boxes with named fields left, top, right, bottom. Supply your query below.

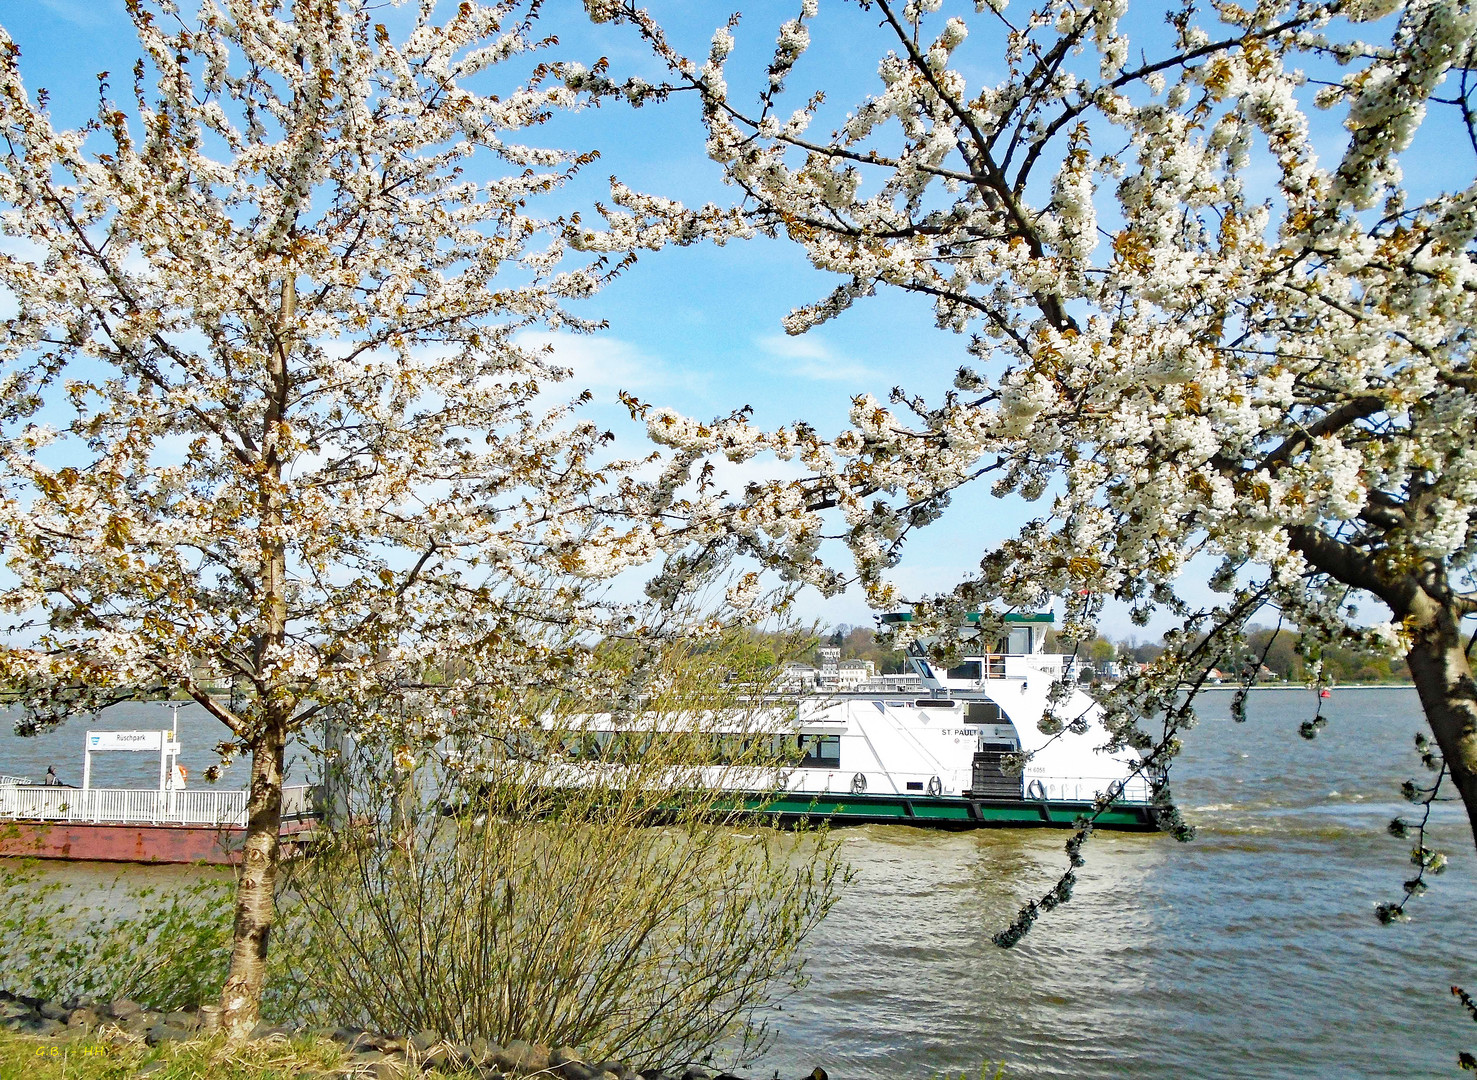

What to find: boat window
left=906, top=781, right=923, bottom=791
left=797, top=734, right=840, bottom=769
left=561, top=732, right=610, bottom=760
left=946, top=660, right=982, bottom=681
left=966, top=701, right=1003, bottom=725
left=915, top=699, right=957, bottom=709
left=711, top=733, right=746, bottom=765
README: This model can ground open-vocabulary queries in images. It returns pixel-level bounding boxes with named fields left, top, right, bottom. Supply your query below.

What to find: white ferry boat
left=538, top=613, right=1159, bottom=831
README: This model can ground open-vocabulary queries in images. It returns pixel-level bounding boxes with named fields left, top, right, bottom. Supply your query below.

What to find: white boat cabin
left=782, top=614, right=1149, bottom=804
left=551, top=613, right=1150, bottom=807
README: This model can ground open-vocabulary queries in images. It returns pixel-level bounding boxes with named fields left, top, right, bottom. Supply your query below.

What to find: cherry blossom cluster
left=0, top=0, right=732, bottom=763
left=576, top=0, right=1477, bottom=919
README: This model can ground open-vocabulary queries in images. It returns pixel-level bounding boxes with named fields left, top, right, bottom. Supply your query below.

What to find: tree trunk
left=220, top=718, right=287, bottom=1039
left=220, top=272, right=296, bottom=1038
left=1403, top=594, right=1477, bottom=850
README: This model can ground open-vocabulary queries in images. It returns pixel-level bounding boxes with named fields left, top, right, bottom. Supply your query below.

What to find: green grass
left=0, top=1030, right=340, bottom=1080
left=0, top=1028, right=487, bottom=1080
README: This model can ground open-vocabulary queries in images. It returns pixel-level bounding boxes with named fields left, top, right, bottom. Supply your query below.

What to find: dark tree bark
left=1291, top=524, right=1477, bottom=849
left=1404, top=595, right=1477, bottom=845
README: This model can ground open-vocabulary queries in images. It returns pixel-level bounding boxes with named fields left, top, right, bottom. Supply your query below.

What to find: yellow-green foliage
left=0, top=1030, right=362, bottom=1080
left=274, top=631, right=849, bottom=1067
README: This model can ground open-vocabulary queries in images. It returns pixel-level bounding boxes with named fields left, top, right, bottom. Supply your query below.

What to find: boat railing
left=0, top=774, right=31, bottom=787
left=1027, top=775, right=1154, bottom=804
left=782, top=769, right=1153, bottom=804
left=0, top=783, right=316, bottom=827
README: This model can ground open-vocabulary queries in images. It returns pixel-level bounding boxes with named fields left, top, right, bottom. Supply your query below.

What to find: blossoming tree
left=0, top=0, right=668, bottom=1033
left=578, top=0, right=1477, bottom=930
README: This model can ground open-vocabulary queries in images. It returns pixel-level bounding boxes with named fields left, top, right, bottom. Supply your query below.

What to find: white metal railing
left=280, top=784, right=315, bottom=819
left=0, top=784, right=315, bottom=827
left=1027, top=775, right=1153, bottom=804
left=777, top=769, right=1153, bottom=804
left=1, top=774, right=31, bottom=787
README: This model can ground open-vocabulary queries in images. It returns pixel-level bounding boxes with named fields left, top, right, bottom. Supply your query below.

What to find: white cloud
left=756, top=333, right=879, bottom=383
left=516, top=330, right=699, bottom=396
left=702, top=452, right=809, bottom=498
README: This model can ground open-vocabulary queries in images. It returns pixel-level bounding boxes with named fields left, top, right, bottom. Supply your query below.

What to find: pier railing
left=0, top=784, right=316, bottom=827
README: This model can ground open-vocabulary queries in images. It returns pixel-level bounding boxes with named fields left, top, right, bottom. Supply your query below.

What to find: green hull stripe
left=718, top=793, right=1158, bottom=831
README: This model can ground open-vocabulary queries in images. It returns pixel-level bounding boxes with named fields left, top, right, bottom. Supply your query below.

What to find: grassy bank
left=0, top=1031, right=333, bottom=1079
left=0, top=1028, right=493, bottom=1080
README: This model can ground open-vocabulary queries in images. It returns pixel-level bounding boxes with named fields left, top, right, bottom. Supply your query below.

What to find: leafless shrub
left=273, top=629, right=848, bottom=1069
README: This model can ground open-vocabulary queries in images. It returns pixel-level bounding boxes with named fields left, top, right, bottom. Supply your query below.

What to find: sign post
left=81, top=730, right=180, bottom=792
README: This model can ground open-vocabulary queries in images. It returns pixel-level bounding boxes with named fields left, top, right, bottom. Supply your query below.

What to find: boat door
left=964, top=700, right=1024, bottom=799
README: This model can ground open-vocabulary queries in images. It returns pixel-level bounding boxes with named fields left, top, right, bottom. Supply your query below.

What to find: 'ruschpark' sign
left=86, top=730, right=163, bottom=752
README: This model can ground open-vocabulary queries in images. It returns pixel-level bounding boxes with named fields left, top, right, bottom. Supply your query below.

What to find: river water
left=4, top=687, right=1474, bottom=1077
left=0, top=699, right=314, bottom=788
left=762, top=686, right=1477, bottom=1079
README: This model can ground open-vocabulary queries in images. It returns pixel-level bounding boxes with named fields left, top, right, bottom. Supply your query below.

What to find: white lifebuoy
left=926, top=775, right=943, bottom=797
left=1026, top=779, right=1047, bottom=801
left=850, top=772, right=867, bottom=795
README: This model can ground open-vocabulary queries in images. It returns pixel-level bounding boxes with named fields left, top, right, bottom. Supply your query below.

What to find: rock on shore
left=0, top=990, right=824, bottom=1080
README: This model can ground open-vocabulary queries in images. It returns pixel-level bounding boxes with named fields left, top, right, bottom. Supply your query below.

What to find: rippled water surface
left=0, top=699, right=314, bottom=787
left=761, top=687, right=1477, bottom=1079
left=4, top=688, right=1474, bottom=1078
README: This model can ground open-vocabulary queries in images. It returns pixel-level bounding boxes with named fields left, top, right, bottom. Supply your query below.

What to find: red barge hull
left=0, top=819, right=315, bottom=865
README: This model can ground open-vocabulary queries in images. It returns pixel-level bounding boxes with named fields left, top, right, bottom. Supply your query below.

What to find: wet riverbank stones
left=1, top=990, right=825, bottom=1080
left=0, top=991, right=161, bottom=1040
left=320, top=1029, right=687, bottom=1080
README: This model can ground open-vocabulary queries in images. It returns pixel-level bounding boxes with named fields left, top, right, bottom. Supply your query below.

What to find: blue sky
left=0, top=0, right=1442, bottom=639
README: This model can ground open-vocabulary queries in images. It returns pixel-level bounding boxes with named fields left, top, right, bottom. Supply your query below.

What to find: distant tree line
left=731, top=621, right=1413, bottom=686
left=1047, top=627, right=1412, bottom=685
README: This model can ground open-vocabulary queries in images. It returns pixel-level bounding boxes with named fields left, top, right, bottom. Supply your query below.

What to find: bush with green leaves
left=0, top=861, right=232, bottom=1011
left=0, top=629, right=848, bottom=1067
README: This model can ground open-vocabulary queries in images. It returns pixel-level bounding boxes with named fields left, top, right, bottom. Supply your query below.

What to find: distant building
left=782, top=654, right=917, bottom=695
left=835, top=659, right=875, bottom=688
left=777, top=662, right=819, bottom=692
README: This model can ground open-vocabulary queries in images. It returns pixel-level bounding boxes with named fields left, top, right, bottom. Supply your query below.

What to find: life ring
left=1026, top=779, right=1047, bottom=801
left=850, top=772, right=867, bottom=795
left=926, top=775, right=943, bottom=797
